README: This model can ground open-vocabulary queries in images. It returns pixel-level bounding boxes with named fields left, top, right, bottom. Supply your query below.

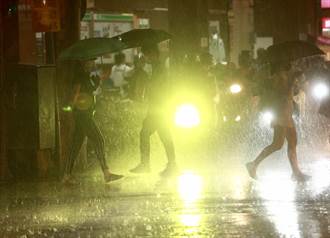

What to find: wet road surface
left=0, top=156, right=330, bottom=238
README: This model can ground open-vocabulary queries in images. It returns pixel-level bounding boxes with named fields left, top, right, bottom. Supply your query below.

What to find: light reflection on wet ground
left=0, top=157, right=329, bottom=237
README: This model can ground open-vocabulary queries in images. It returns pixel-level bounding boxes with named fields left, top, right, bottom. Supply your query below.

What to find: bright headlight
left=175, top=104, right=200, bottom=128
left=261, top=111, right=274, bottom=125
left=312, top=82, right=329, bottom=100
left=230, top=84, right=242, bottom=94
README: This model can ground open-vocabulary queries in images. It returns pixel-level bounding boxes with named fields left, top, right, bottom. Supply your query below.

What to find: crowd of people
left=62, top=44, right=314, bottom=185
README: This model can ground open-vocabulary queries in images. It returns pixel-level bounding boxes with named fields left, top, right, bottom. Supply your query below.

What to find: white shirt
left=110, top=64, right=133, bottom=87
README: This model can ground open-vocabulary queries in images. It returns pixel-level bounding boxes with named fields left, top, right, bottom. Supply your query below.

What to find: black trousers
left=65, top=112, right=108, bottom=175
left=140, top=112, right=175, bottom=165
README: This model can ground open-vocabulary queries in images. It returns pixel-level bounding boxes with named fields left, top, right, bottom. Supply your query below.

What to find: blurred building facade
left=229, top=0, right=254, bottom=64
left=0, top=0, right=232, bottom=180
left=253, top=0, right=319, bottom=53
left=3, top=0, right=329, bottom=180
left=0, top=0, right=83, bottom=180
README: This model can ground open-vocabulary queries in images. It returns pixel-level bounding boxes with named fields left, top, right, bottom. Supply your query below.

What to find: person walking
left=130, top=44, right=178, bottom=177
left=246, top=61, right=310, bottom=182
left=62, top=60, right=123, bottom=184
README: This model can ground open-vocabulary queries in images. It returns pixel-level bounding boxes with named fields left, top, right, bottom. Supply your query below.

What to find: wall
left=254, top=0, right=318, bottom=43
left=229, top=0, right=254, bottom=64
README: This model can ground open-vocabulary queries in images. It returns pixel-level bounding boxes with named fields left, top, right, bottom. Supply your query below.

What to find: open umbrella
left=266, top=40, right=325, bottom=64
left=59, top=37, right=127, bottom=61
left=111, top=28, right=172, bottom=49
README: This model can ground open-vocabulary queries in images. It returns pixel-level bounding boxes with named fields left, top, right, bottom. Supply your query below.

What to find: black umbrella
left=59, top=37, right=127, bottom=61
left=112, top=28, right=172, bottom=49
left=266, top=40, right=325, bottom=64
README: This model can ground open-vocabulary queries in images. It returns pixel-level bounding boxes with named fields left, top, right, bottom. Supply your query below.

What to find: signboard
left=81, top=13, right=134, bottom=63
left=322, top=0, right=330, bottom=8
left=322, top=17, right=330, bottom=39
left=322, top=18, right=330, bottom=29
left=32, top=0, right=60, bottom=32
left=82, top=13, right=134, bottom=22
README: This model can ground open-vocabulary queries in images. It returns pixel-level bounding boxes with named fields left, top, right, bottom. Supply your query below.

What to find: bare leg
left=246, top=126, right=286, bottom=179
left=157, top=126, right=176, bottom=165
left=130, top=116, right=156, bottom=173
left=285, top=126, right=310, bottom=183
left=157, top=125, right=178, bottom=177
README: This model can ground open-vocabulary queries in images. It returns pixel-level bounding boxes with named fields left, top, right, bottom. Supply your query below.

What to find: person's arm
left=63, top=83, right=80, bottom=112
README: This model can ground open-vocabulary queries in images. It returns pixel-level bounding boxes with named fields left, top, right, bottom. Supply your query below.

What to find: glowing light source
left=312, top=82, right=329, bottom=100
left=180, top=214, right=201, bottom=227
left=179, top=214, right=201, bottom=234
left=261, top=111, right=274, bottom=125
left=62, top=106, right=72, bottom=112
left=178, top=171, right=203, bottom=202
left=257, top=173, right=300, bottom=238
left=235, top=115, right=241, bottom=122
left=175, top=104, right=200, bottom=128
left=230, top=84, right=242, bottom=94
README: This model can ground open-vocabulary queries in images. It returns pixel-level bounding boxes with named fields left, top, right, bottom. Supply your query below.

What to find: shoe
left=130, top=163, right=151, bottom=174
left=291, top=173, right=311, bottom=182
left=246, top=162, right=257, bottom=180
left=104, top=172, right=124, bottom=183
left=159, top=163, right=179, bottom=178
left=62, top=174, right=78, bottom=185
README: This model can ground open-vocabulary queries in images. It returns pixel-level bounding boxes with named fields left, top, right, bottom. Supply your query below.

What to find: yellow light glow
left=62, top=106, right=72, bottom=112
left=180, top=214, right=201, bottom=227
left=232, top=175, right=246, bottom=200
left=257, top=173, right=300, bottom=238
left=261, top=111, right=274, bottom=126
left=178, top=171, right=203, bottom=202
left=235, top=115, right=241, bottom=122
left=230, top=84, right=242, bottom=94
left=175, top=104, right=201, bottom=128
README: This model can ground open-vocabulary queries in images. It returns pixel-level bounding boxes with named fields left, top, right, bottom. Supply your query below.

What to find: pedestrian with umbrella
left=246, top=40, right=324, bottom=182
left=59, top=37, right=126, bottom=184
left=111, top=29, right=178, bottom=177
left=129, top=43, right=178, bottom=177
left=62, top=59, right=124, bottom=184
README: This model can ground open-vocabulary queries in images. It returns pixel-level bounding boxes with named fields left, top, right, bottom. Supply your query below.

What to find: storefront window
left=321, top=0, right=330, bottom=8
left=322, top=18, right=330, bottom=38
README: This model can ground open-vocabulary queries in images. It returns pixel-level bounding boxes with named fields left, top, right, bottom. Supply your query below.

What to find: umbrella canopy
left=59, top=38, right=127, bottom=61
left=112, top=28, right=172, bottom=49
left=266, top=40, right=325, bottom=64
